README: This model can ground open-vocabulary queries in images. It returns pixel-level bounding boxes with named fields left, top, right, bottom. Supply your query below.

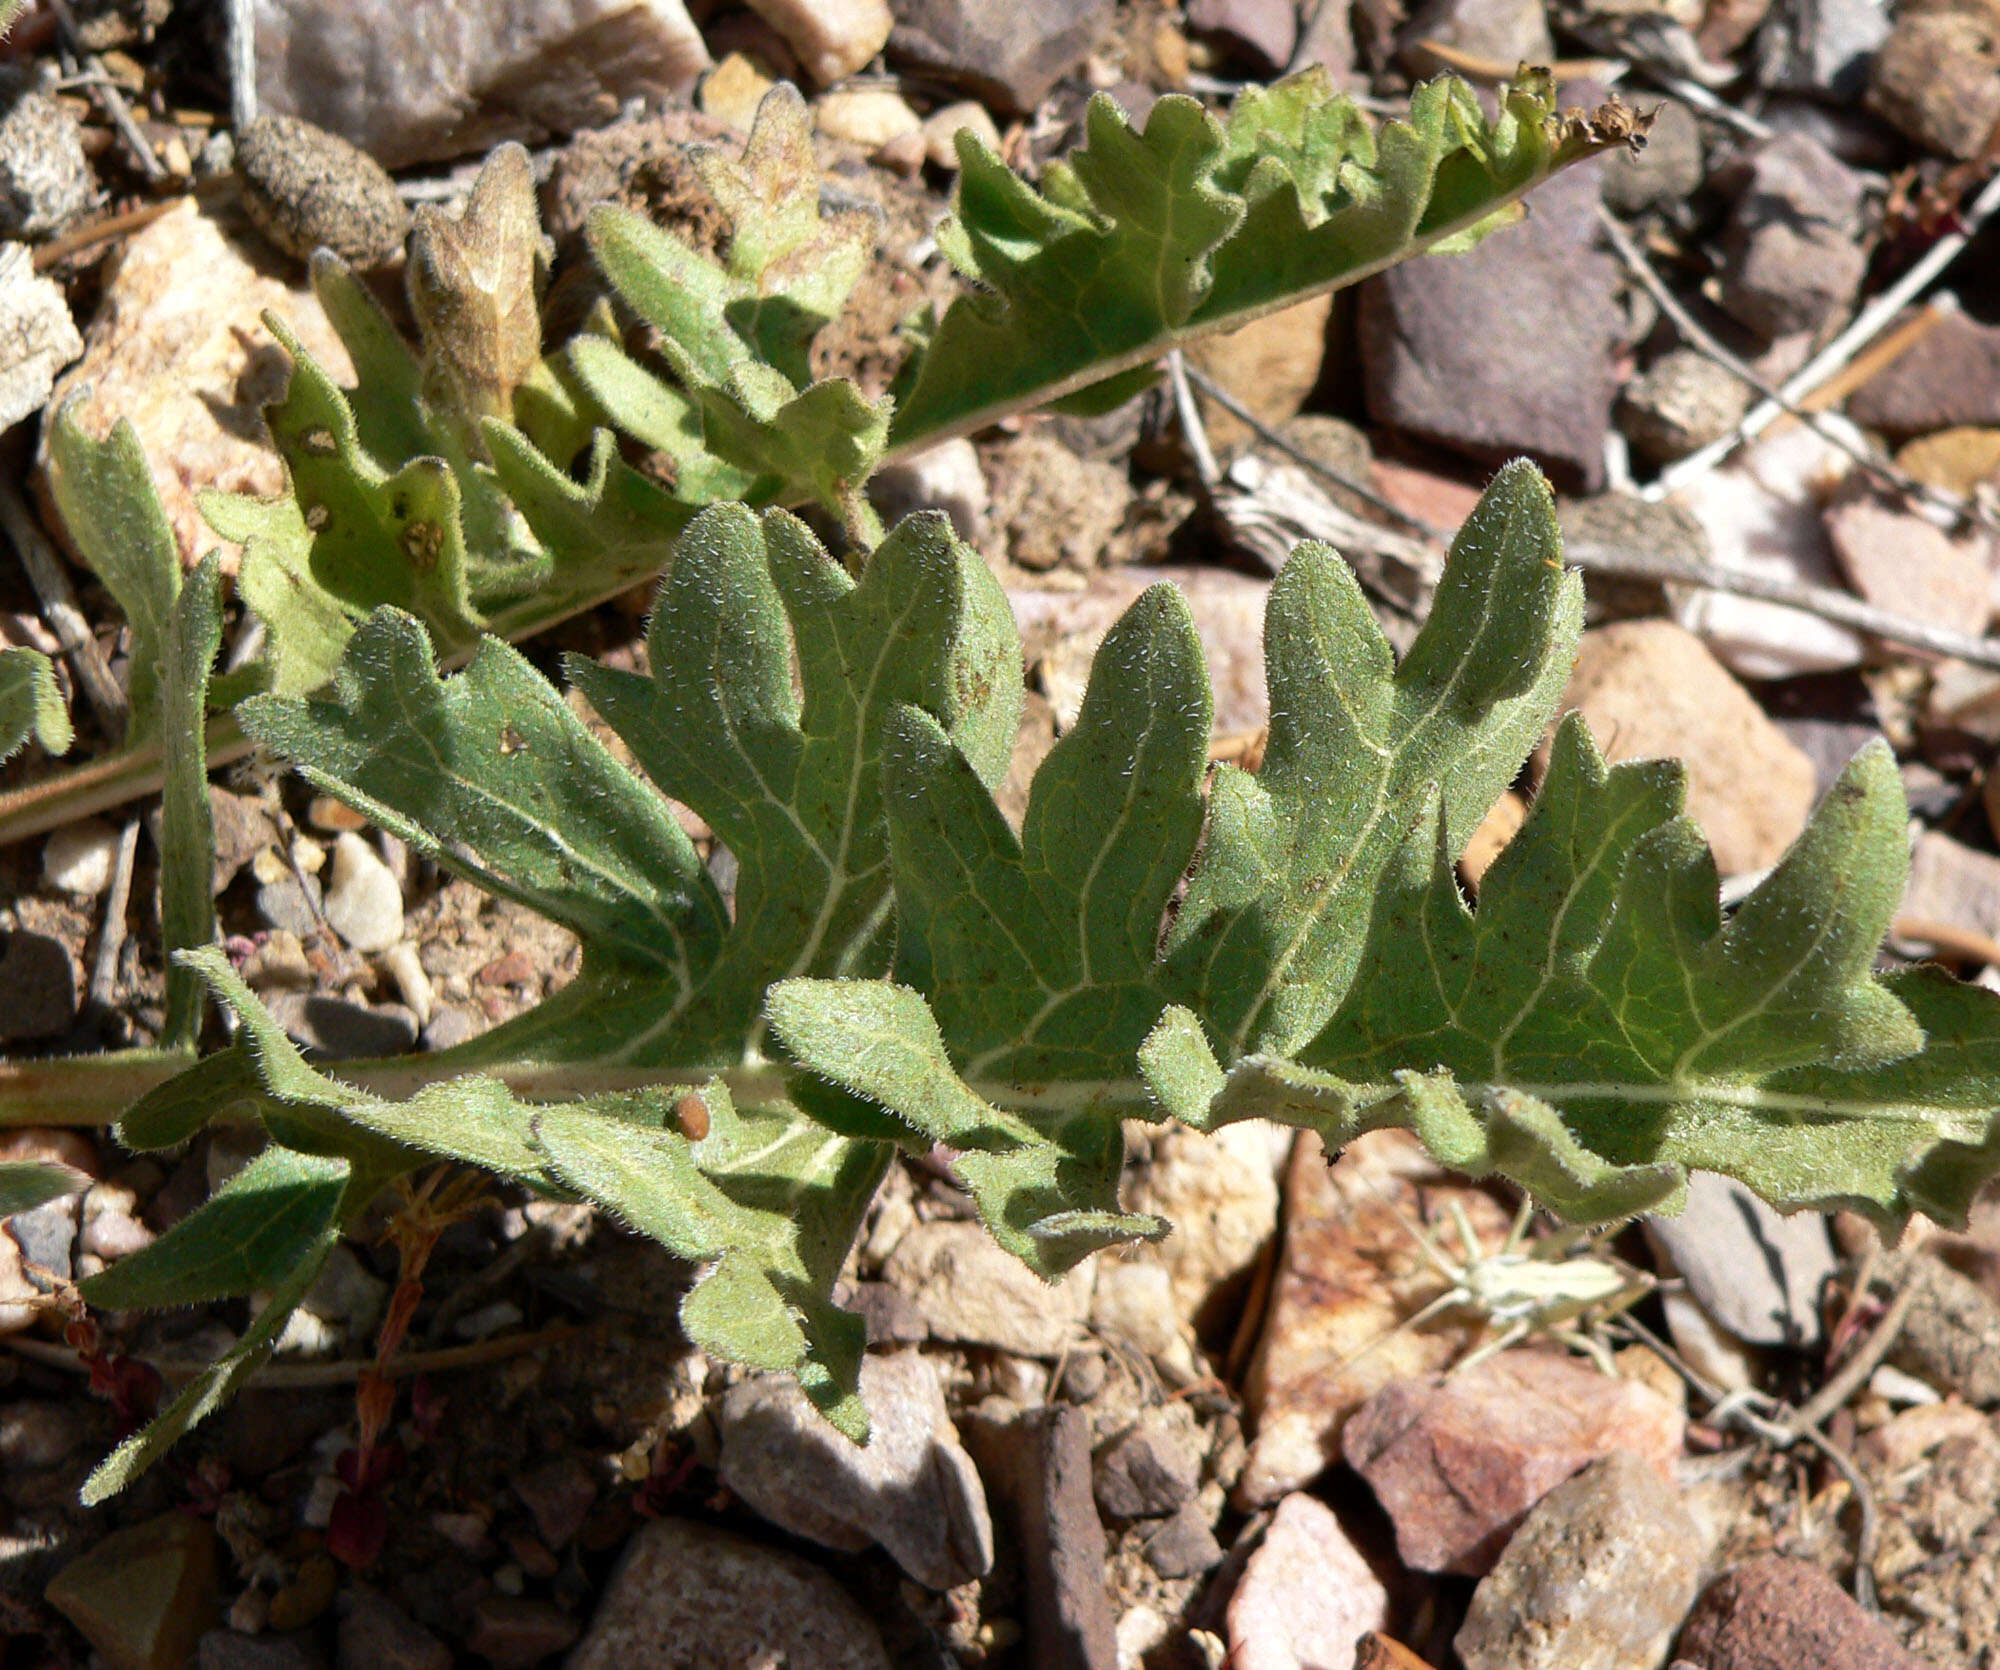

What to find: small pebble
left=0, top=72, right=94, bottom=239
left=255, top=874, right=323, bottom=938
left=41, top=818, right=119, bottom=897
left=383, top=940, right=434, bottom=1026
left=323, top=832, right=404, bottom=953
left=922, top=100, right=1003, bottom=169
left=236, top=113, right=410, bottom=266
left=815, top=87, right=922, bottom=151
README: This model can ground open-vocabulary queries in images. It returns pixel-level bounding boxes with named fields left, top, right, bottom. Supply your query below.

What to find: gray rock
left=256, top=872, right=323, bottom=937
left=1358, top=164, right=1622, bottom=490
left=1716, top=132, right=1867, bottom=339
left=265, top=991, right=419, bottom=1059
left=1186, top=0, right=1300, bottom=69
left=889, top=0, right=1115, bottom=114
left=1618, top=348, right=1754, bottom=464
left=209, top=788, right=280, bottom=895
left=1600, top=98, right=1703, bottom=215
left=566, top=1517, right=890, bottom=1670
left=0, top=241, right=81, bottom=429
left=1093, top=1404, right=1205, bottom=1520
left=717, top=1350, right=994, bottom=1590
left=0, top=74, right=93, bottom=240
left=1143, top=1499, right=1224, bottom=1579
left=1455, top=1451, right=1705, bottom=1670
left=198, top=1632, right=324, bottom=1670
left=8, top=1195, right=77, bottom=1280
left=337, top=1588, right=451, bottom=1670
left=237, top=114, right=410, bottom=266
left=882, top=1218, right=1094, bottom=1357
left=1756, top=0, right=1891, bottom=98
left=1399, top=0, right=1555, bottom=76
left=1645, top=1173, right=1833, bottom=1348
left=254, top=0, right=711, bottom=169
left=0, top=929, right=76, bottom=1043
left=1847, top=308, right=2000, bottom=437
left=961, top=1404, right=1120, bottom=1670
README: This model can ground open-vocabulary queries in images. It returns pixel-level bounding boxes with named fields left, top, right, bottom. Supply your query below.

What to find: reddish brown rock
left=1342, top=1350, right=1685, bottom=1575
left=1238, top=1131, right=1511, bottom=1507
left=1675, top=1557, right=1927, bottom=1668
left=1846, top=309, right=2000, bottom=437
left=1227, top=1494, right=1389, bottom=1670
left=1825, top=486, right=1994, bottom=643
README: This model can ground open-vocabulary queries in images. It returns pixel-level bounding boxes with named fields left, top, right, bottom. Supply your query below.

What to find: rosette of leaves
left=93, top=463, right=2000, bottom=1503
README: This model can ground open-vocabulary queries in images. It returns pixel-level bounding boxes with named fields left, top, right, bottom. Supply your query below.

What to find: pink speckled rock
left=1227, top=1494, right=1389, bottom=1670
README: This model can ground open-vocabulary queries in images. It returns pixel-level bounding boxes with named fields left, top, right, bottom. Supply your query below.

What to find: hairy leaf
left=0, top=1161, right=84, bottom=1217
left=159, top=554, right=222, bottom=1048
left=0, top=647, right=72, bottom=762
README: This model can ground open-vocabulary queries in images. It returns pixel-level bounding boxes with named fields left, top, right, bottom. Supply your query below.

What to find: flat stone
left=1898, top=427, right=2000, bottom=496
left=1239, top=1131, right=1508, bottom=1507
left=960, top=1404, right=1119, bottom=1670
left=1825, top=485, right=1994, bottom=640
left=1342, top=1349, right=1685, bottom=1576
left=1143, top=1498, right=1225, bottom=1579
left=197, top=1632, right=323, bottom=1670
left=41, top=817, right=119, bottom=897
left=717, top=1349, right=994, bottom=1589
left=1226, top=1493, right=1390, bottom=1670
left=1868, top=0, right=2000, bottom=158
left=237, top=113, right=410, bottom=266
left=45, top=200, right=354, bottom=569
left=1847, top=309, right=2000, bottom=437
left=1398, top=0, right=1555, bottom=76
left=255, top=873, right=323, bottom=937
left=0, top=929, right=77, bottom=1043
left=323, top=832, right=404, bottom=953
left=882, top=1218, right=1093, bottom=1358
left=45, top=1513, right=220, bottom=1670
left=466, top=1596, right=577, bottom=1668
left=1903, top=829, right=2000, bottom=948
left=889, top=0, right=1115, bottom=114
left=569, top=1517, right=889, bottom=1669
left=814, top=87, right=921, bottom=151
left=0, top=73, right=93, bottom=240
left=0, top=240, right=80, bottom=428
left=1093, top=1402, right=1206, bottom=1520
left=255, top=0, right=711, bottom=169
left=1454, top=1451, right=1706, bottom=1670
left=1185, top=296, right=1334, bottom=456
left=1546, top=619, right=1819, bottom=877
left=1646, top=1174, right=1834, bottom=1348
left=1676, top=1556, right=1928, bottom=1668
left=1358, top=165, right=1622, bottom=490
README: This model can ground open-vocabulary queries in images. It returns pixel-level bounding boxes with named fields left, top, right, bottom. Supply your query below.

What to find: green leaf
left=1166, top=457, right=1581, bottom=1059
left=0, top=1161, right=84, bottom=1217
left=81, top=1185, right=342, bottom=1504
left=240, top=610, right=726, bottom=979
left=201, top=491, right=355, bottom=699
left=45, top=410, right=182, bottom=745
left=79, top=1146, right=351, bottom=1311
left=118, top=1048, right=273, bottom=1151
left=159, top=554, right=222, bottom=1049
left=0, top=647, right=72, bottom=762
left=891, top=69, right=1614, bottom=448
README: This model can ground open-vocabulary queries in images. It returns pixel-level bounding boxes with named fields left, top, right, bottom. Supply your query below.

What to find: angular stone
left=197, top=1632, right=321, bottom=1670
left=962, top=1403, right=1119, bottom=1670
left=717, top=1349, right=994, bottom=1589
left=46, top=200, right=354, bottom=569
left=1093, top=1403, right=1205, bottom=1520
left=1185, top=296, right=1334, bottom=456
left=323, top=831, right=404, bottom=953
left=1227, top=1494, right=1390, bottom=1670
left=45, top=1513, right=220, bottom=1670
left=1849, top=308, right=2000, bottom=438
left=889, top=0, right=1115, bottom=113
left=1454, top=1451, right=1705, bottom=1670
left=1868, top=0, right=2000, bottom=158
left=1717, top=133, right=1868, bottom=340
left=0, top=240, right=80, bottom=428
left=568, top=1517, right=890, bottom=1669
left=815, top=86, right=922, bottom=151
left=1343, top=1350, right=1685, bottom=1575
left=265, top=991, right=419, bottom=1059
left=465, top=1596, right=578, bottom=1668
left=1676, top=1557, right=1928, bottom=1668
left=1359, top=166, right=1622, bottom=490
left=1546, top=619, right=1819, bottom=876
left=987, top=431, right=1132, bottom=572
left=746, top=0, right=892, bottom=84
left=1602, top=98, right=1701, bottom=215
left=1398, top=0, right=1555, bottom=77
left=237, top=114, right=410, bottom=266
left=1187, top=0, right=1301, bottom=68
left=0, top=928, right=77, bottom=1043
left=336, top=1587, right=452, bottom=1670
left=1619, top=348, right=1754, bottom=464
left=1903, top=829, right=2000, bottom=947
left=1879, top=1249, right=2000, bottom=1405
left=1239, top=1131, right=1509, bottom=1507
left=1757, top=0, right=1891, bottom=97
left=1645, top=1173, right=1833, bottom=1349
left=512, top=1454, right=597, bottom=1551
left=1143, top=1498, right=1225, bottom=1578
left=1825, top=485, right=1995, bottom=640
left=1898, top=426, right=2000, bottom=496
left=254, top=0, right=711, bottom=169
left=42, top=817, right=119, bottom=897
left=882, top=1219, right=1093, bottom=1357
